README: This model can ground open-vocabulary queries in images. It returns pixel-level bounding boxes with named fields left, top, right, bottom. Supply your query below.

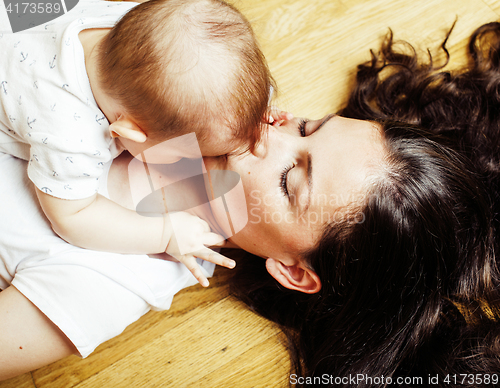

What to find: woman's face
left=204, top=115, right=384, bottom=262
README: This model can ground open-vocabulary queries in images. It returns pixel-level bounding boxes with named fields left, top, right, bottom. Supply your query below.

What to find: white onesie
left=0, top=1, right=215, bottom=358
left=0, top=152, right=215, bottom=358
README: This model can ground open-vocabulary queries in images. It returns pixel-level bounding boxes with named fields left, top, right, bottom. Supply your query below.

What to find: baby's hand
left=163, top=212, right=235, bottom=287
left=265, top=106, right=293, bottom=127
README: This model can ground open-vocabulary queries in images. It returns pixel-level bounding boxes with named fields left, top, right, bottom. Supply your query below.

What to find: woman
left=2, top=23, right=500, bottom=388
left=228, top=22, right=500, bottom=386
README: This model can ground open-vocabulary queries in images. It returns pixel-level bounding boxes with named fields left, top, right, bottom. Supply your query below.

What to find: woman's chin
left=204, top=170, right=249, bottom=240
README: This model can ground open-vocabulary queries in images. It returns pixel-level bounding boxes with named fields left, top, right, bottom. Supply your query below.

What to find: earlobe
left=266, top=258, right=321, bottom=294
left=109, top=116, right=147, bottom=143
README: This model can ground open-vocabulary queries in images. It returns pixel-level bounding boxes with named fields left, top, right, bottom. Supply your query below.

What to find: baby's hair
left=97, top=0, right=273, bottom=151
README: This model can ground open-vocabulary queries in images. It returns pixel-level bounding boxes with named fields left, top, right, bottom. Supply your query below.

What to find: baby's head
left=97, top=0, right=273, bottom=158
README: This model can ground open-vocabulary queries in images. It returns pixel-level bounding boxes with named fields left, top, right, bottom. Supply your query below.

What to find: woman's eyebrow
left=305, top=153, right=313, bottom=213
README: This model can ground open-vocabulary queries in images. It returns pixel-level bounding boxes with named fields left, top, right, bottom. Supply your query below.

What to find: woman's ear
left=265, top=258, right=321, bottom=294
left=109, top=116, right=147, bottom=143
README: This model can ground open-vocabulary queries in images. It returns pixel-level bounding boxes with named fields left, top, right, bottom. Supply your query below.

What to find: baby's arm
left=36, top=189, right=234, bottom=286
left=36, top=188, right=166, bottom=253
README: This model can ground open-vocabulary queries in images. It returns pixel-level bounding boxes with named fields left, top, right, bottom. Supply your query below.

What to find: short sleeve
left=27, top=131, right=113, bottom=199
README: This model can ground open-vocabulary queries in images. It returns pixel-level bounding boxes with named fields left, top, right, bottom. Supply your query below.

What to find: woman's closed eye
left=298, top=119, right=309, bottom=137
left=298, top=114, right=336, bottom=137
left=280, top=163, right=294, bottom=197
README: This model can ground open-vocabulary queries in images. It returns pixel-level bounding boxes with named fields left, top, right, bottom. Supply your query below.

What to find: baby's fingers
left=266, top=106, right=293, bottom=126
left=180, top=255, right=210, bottom=287
left=194, top=247, right=236, bottom=270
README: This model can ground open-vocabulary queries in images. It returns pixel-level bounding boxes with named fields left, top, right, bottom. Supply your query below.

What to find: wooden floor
left=2, top=0, right=500, bottom=387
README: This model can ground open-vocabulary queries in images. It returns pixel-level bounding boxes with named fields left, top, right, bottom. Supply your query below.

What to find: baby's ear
left=109, top=116, right=147, bottom=143
left=265, top=258, right=321, bottom=294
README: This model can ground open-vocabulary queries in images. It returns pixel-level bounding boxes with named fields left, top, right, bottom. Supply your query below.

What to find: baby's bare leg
left=0, top=286, right=77, bottom=381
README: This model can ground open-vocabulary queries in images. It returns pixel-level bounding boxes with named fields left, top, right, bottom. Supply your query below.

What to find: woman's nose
left=250, top=128, right=270, bottom=159
left=251, top=125, right=285, bottom=159
left=255, top=120, right=303, bottom=160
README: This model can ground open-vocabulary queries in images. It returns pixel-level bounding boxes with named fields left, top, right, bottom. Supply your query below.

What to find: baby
left=0, top=0, right=286, bottom=286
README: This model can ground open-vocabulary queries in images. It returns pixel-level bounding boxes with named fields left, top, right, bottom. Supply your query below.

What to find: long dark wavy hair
left=230, top=22, right=500, bottom=387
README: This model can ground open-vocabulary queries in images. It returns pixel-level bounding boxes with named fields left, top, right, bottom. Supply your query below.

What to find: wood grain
left=1, top=0, right=499, bottom=387
left=482, top=0, right=500, bottom=16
